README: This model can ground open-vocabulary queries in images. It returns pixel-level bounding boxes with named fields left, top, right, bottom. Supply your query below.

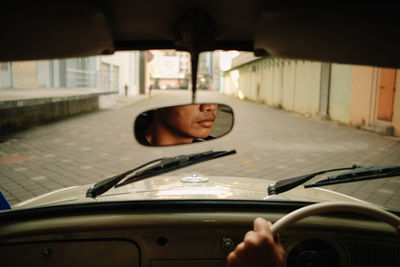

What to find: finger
left=228, top=243, right=247, bottom=266
left=244, top=230, right=257, bottom=244
left=227, top=252, right=241, bottom=267
left=274, top=233, right=281, bottom=244
left=234, top=242, right=246, bottom=255
left=227, top=251, right=235, bottom=262
left=243, top=231, right=261, bottom=254
left=253, top=218, right=276, bottom=247
left=253, top=217, right=271, bottom=235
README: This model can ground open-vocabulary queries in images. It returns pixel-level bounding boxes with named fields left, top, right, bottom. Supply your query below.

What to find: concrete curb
left=0, top=91, right=118, bottom=109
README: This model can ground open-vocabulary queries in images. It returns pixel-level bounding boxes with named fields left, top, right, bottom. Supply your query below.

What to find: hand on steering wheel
left=227, top=202, right=400, bottom=267
left=227, top=217, right=286, bottom=267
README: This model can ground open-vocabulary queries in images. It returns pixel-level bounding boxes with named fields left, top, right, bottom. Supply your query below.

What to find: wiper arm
left=305, top=165, right=400, bottom=188
left=86, top=149, right=236, bottom=198
left=116, top=149, right=236, bottom=188
left=86, top=158, right=164, bottom=198
left=268, top=165, right=359, bottom=195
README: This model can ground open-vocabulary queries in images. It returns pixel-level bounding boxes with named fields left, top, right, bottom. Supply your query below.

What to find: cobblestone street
left=1, top=90, right=400, bottom=210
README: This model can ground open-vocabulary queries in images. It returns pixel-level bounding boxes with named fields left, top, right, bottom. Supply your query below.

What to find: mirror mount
left=190, top=52, right=199, bottom=104
left=175, top=8, right=215, bottom=103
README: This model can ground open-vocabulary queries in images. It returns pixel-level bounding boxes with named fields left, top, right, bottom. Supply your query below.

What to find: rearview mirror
left=134, top=104, right=234, bottom=146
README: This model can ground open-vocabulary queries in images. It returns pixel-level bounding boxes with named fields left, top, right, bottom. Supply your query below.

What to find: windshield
left=1, top=50, right=399, bottom=212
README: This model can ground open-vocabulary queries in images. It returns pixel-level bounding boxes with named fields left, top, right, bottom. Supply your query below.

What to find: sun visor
left=254, top=7, right=400, bottom=68
left=0, top=2, right=114, bottom=61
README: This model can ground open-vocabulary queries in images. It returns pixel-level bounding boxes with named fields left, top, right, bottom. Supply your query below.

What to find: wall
left=281, top=60, right=296, bottom=110
left=349, top=66, right=400, bottom=137
left=100, top=51, right=140, bottom=96
left=0, top=96, right=99, bottom=133
left=37, top=60, right=51, bottom=88
left=329, top=64, right=352, bottom=124
left=292, top=61, right=321, bottom=114
left=223, top=58, right=321, bottom=115
left=0, top=62, right=13, bottom=88
left=223, top=55, right=400, bottom=136
left=349, top=66, right=378, bottom=127
left=391, top=69, right=400, bottom=136
left=12, top=61, right=37, bottom=88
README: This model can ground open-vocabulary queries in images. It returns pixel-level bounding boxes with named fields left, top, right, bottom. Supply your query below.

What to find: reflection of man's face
left=157, top=104, right=218, bottom=139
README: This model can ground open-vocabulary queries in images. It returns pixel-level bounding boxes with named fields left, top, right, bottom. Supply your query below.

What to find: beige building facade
left=1, top=52, right=141, bottom=96
left=12, top=61, right=38, bottom=89
left=223, top=53, right=400, bottom=136
left=350, top=66, right=400, bottom=136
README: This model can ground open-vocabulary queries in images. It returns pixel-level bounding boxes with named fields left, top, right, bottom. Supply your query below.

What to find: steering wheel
left=270, top=202, right=400, bottom=235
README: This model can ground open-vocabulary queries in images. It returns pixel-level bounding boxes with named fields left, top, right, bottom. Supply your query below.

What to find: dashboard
left=0, top=201, right=399, bottom=267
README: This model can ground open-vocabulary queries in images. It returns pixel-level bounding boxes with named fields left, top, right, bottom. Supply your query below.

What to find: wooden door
left=377, top=68, right=396, bottom=121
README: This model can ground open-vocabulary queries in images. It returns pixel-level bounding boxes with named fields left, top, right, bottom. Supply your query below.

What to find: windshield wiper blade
left=86, top=158, right=164, bottom=198
left=305, top=165, right=400, bottom=188
left=86, top=149, right=236, bottom=198
left=268, top=165, right=359, bottom=195
left=116, top=149, right=236, bottom=187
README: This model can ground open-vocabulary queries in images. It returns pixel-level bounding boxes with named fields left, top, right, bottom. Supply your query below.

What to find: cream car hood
left=13, top=175, right=374, bottom=209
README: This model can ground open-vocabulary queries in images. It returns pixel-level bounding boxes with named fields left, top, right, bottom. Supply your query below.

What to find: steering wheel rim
left=270, top=201, right=400, bottom=235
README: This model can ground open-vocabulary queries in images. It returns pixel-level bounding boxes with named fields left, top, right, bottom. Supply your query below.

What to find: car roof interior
left=2, top=1, right=400, bottom=68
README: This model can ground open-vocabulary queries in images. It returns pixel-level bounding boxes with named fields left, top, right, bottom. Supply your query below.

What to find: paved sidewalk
left=0, top=90, right=400, bottom=210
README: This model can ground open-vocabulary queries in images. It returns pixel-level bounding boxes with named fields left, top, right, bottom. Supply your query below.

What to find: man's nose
left=200, top=104, right=218, bottom=112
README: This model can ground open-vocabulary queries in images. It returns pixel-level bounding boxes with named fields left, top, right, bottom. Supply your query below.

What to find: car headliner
left=1, top=1, right=400, bottom=67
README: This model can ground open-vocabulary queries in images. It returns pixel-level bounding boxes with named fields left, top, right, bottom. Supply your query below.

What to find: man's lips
left=197, top=118, right=215, bottom=128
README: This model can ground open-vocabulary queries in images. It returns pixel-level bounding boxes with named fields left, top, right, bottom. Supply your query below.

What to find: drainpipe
left=319, top=62, right=331, bottom=120
left=139, top=51, right=145, bottom=95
